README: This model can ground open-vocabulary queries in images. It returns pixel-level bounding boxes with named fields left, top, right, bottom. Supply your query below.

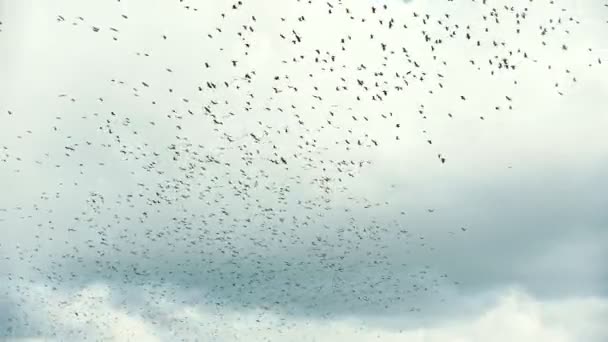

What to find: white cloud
left=6, top=284, right=607, bottom=342
left=1, top=1, right=607, bottom=341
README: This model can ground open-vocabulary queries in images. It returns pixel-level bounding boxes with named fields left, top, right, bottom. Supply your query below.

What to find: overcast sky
left=1, top=0, right=607, bottom=341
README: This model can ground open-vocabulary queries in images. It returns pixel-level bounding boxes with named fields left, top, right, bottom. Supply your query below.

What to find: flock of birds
left=1, top=0, right=606, bottom=340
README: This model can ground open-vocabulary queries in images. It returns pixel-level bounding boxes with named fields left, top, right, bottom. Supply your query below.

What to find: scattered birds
left=0, top=0, right=605, bottom=339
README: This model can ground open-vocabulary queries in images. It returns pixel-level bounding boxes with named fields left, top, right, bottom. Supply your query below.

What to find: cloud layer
left=1, top=0, right=607, bottom=340
left=4, top=283, right=608, bottom=342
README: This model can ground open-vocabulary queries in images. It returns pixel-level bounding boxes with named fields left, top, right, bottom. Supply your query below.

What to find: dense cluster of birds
left=1, top=0, right=606, bottom=340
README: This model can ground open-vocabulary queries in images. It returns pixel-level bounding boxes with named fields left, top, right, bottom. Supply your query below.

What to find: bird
left=0, top=0, right=602, bottom=339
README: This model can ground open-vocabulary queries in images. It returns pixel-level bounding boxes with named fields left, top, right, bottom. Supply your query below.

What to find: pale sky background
left=1, top=0, right=607, bottom=341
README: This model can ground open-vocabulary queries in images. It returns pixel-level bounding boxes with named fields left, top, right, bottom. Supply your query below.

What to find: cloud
left=3, top=283, right=607, bottom=341
left=1, top=0, right=607, bottom=340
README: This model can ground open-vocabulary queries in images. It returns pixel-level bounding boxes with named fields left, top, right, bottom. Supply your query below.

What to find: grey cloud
left=1, top=0, right=607, bottom=340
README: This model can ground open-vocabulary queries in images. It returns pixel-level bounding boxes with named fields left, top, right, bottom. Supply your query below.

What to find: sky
left=1, top=0, right=607, bottom=341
